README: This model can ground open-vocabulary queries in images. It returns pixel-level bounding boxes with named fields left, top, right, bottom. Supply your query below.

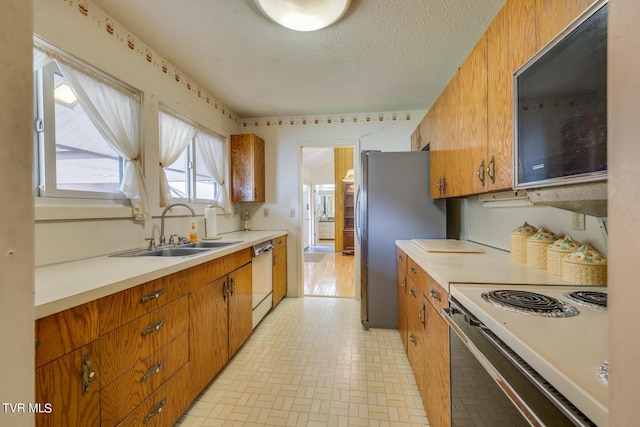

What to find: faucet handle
left=169, top=234, right=178, bottom=245
left=145, top=237, right=156, bottom=251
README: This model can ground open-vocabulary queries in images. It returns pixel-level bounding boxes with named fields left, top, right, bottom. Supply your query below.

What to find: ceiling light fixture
left=256, top=0, right=351, bottom=32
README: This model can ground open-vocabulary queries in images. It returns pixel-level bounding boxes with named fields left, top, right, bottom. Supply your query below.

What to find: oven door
left=444, top=298, right=594, bottom=427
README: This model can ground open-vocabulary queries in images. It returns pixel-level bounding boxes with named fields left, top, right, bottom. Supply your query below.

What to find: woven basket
left=526, top=228, right=558, bottom=269
left=547, top=235, right=580, bottom=276
left=510, top=222, right=537, bottom=263
left=562, top=244, right=608, bottom=285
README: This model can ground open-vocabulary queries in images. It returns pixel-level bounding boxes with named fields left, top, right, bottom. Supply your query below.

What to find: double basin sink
left=112, top=241, right=240, bottom=258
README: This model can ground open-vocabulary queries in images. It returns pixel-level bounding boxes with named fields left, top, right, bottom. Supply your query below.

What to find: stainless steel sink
left=179, top=241, right=240, bottom=249
left=134, top=247, right=211, bottom=257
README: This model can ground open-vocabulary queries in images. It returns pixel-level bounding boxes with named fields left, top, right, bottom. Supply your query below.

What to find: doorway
left=302, top=146, right=355, bottom=298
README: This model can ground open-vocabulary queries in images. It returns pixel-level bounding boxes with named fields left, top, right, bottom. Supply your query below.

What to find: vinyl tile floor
left=176, top=297, right=429, bottom=427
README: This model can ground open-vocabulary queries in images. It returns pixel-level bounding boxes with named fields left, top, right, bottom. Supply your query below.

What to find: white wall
left=1, top=2, right=34, bottom=425
left=240, top=111, right=426, bottom=297
left=32, top=0, right=243, bottom=265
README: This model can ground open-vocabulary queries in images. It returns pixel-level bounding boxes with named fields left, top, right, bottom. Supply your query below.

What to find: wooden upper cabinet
left=486, top=0, right=537, bottom=192
left=535, top=0, right=595, bottom=51
left=230, top=134, right=265, bottom=202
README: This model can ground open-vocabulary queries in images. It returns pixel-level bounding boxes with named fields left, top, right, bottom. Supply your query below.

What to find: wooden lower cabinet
left=400, top=253, right=451, bottom=427
left=189, top=276, right=229, bottom=400
left=228, top=262, right=253, bottom=357
left=396, top=248, right=408, bottom=352
left=35, top=341, right=101, bottom=427
left=272, top=236, right=287, bottom=307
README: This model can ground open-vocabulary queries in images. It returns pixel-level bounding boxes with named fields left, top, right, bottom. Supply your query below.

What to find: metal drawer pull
left=409, top=267, right=417, bottom=274
left=144, top=397, right=167, bottom=423
left=409, top=334, right=417, bottom=345
left=430, top=289, right=441, bottom=301
left=140, top=288, right=164, bottom=303
left=81, top=353, right=95, bottom=395
left=223, top=281, right=228, bottom=302
left=397, top=254, right=404, bottom=261
left=230, top=278, right=236, bottom=296
left=141, top=360, right=165, bottom=382
left=409, top=288, right=416, bottom=297
left=420, top=304, right=426, bottom=328
left=141, top=319, right=165, bottom=337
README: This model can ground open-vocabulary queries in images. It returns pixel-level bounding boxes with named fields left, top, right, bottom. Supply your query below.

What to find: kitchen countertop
left=35, top=230, right=287, bottom=319
left=396, top=239, right=575, bottom=291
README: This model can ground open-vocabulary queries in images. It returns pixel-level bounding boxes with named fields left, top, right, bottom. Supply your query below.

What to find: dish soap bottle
left=243, top=211, right=250, bottom=231
left=189, top=222, right=198, bottom=243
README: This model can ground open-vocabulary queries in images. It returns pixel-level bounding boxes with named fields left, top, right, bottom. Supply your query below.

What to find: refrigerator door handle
left=355, top=186, right=362, bottom=245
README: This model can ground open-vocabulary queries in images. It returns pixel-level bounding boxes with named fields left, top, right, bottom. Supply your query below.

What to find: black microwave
left=513, top=0, right=607, bottom=190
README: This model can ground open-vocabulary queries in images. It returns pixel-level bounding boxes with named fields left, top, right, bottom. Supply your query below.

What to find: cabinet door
left=406, top=281, right=426, bottom=394
left=460, top=34, right=488, bottom=195
left=535, top=0, right=594, bottom=51
left=272, top=245, right=287, bottom=308
left=487, top=0, right=537, bottom=192
left=189, top=276, right=229, bottom=400
left=230, top=134, right=265, bottom=202
left=35, top=341, right=100, bottom=427
left=430, top=74, right=460, bottom=198
left=396, top=249, right=408, bottom=353
left=228, top=263, right=253, bottom=357
left=423, top=301, right=451, bottom=427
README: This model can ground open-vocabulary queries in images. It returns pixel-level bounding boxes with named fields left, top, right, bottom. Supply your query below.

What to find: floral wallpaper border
left=60, top=0, right=240, bottom=124
left=242, top=112, right=414, bottom=128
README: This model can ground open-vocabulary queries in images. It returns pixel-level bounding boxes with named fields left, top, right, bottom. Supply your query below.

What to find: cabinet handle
left=254, top=188, right=258, bottom=199
left=81, top=353, right=95, bottom=396
left=409, top=334, right=417, bottom=345
left=487, top=155, right=496, bottom=184
left=397, top=254, right=404, bottom=261
left=477, top=159, right=485, bottom=186
left=273, top=255, right=277, bottom=266
left=140, top=288, right=164, bottom=303
left=230, top=278, right=236, bottom=296
left=420, top=303, right=426, bottom=328
left=223, top=281, right=228, bottom=302
left=409, top=288, right=416, bottom=297
left=402, top=278, right=407, bottom=292
left=409, top=267, right=417, bottom=274
left=141, top=360, right=165, bottom=382
left=141, top=319, right=165, bottom=337
left=430, top=289, right=441, bottom=302
left=144, top=397, right=167, bottom=423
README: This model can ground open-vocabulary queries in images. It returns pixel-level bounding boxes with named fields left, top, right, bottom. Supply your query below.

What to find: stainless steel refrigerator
left=356, top=150, right=446, bottom=329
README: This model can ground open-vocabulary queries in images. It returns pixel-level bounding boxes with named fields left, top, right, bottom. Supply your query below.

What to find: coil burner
left=481, top=289, right=579, bottom=318
left=563, top=291, right=607, bottom=311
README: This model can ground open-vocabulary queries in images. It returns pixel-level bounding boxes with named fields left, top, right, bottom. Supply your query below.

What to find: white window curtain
left=55, top=62, right=149, bottom=219
left=158, top=111, right=197, bottom=207
left=197, top=131, right=233, bottom=213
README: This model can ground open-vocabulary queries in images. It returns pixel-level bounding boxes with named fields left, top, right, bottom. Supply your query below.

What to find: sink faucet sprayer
left=160, top=203, right=196, bottom=245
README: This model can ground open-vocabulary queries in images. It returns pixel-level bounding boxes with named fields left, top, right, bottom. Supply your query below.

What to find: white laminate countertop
left=395, top=239, right=575, bottom=290
left=35, top=230, right=287, bottom=319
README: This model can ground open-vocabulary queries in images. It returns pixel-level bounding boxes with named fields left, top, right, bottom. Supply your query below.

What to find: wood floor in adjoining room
left=304, top=251, right=355, bottom=298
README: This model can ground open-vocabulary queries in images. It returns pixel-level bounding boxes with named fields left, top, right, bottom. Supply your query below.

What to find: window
left=159, top=110, right=222, bottom=206
left=33, top=43, right=147, bottom=220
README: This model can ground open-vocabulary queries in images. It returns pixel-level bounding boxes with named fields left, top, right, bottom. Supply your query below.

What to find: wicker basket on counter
left=510, top=222, right=538, bottom=263
left=526, top=228, right=559, bottom=269
left=562, top=244, right=608, bottom=285
left=547, top=235, right=580, bottom=276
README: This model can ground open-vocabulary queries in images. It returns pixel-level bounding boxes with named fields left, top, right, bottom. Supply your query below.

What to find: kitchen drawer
left=406, top=257, right=428, bottom=296
left=101, top=331, right=189, bottom=427
left=424, top=273, right=448, bottom=313
left=189, top=248, right=251, bottom=292
left=100, top=295, right=189, bottom=386
left=274, top=235, right=287, bottom=248
left=115, top=363, right=190, bottom=427
left=99, top=270, right=189, bottom=335
left=35, top=300, right=99, bottom=368
left=396, top=248, right=407, bottom=275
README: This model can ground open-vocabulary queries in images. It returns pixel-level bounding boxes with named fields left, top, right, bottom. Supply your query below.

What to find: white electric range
left=448, top=283, right=608, bottom=427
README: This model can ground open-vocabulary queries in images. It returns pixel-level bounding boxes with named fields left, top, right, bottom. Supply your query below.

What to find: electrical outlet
left=572, top=212, right=585, bottom=231
left=263, top=208, right=269, bottom=217
left=289, top=208, right=295, bottom=218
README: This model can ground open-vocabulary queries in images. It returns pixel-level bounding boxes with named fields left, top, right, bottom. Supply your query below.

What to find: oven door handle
left=441, top=307, right=546, bottom=427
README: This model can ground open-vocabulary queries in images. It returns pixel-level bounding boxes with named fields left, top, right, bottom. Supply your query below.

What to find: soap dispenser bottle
left=189, top=222, right=198, bottom=243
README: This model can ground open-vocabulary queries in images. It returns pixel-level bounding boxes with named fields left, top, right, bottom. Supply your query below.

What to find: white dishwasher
left=251, top=240, right=274, bottom=329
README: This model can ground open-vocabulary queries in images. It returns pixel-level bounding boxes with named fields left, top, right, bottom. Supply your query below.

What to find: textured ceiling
left=90, top=0, right=506, bottom=118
